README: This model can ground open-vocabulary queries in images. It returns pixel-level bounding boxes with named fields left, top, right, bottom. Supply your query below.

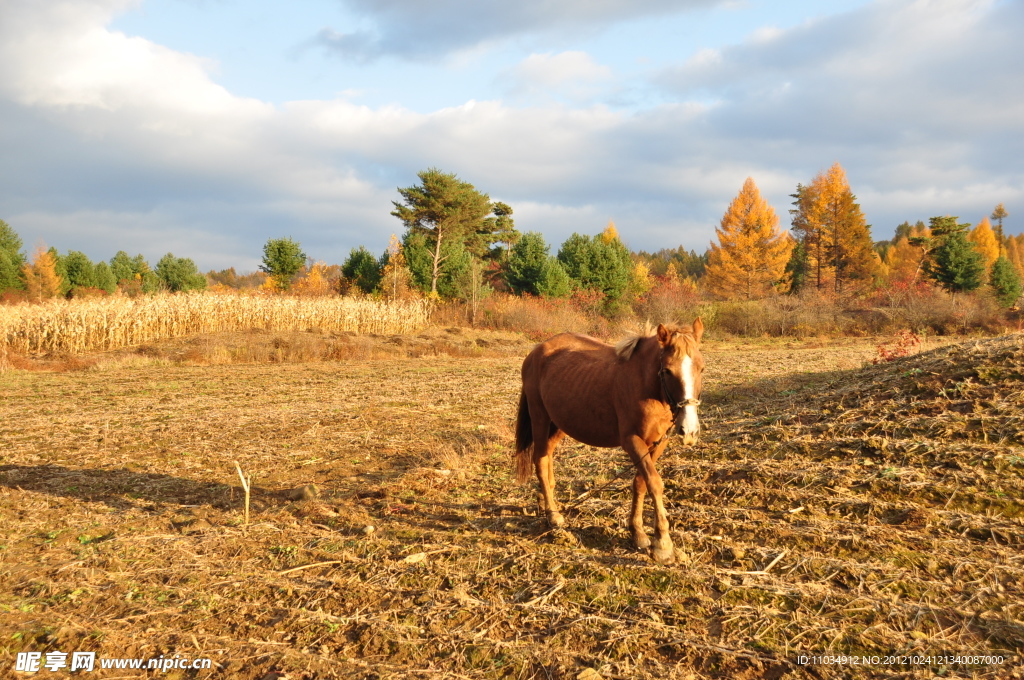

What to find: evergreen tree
left=925, top=216, right=984, bottom=296
left=156, top=253, right=207, bottom=292
left=704, top=177, right=793, bottom=300
left=991, top=203, right=1009, bottom=248
left=48, top=247, right=71, bottom=295
left=260, top=237, right=306, bottom=290
left=505, top=231, right=571, bottom=298
left=63, top=251, right=97, bottom=290
left=93, top=261, right=117, bottom=294
left=110, top=251, right=136, bottom=283
left=486, top=201, right=520, bottom=259
left=784, top=239, right=809, bottom=294
left=0, top=219, right=26, bottom=292
left=990, top=256, right=1022, bottom=308
left=391, top=168, right=496, bottom=296
left=341, top=246, right=382, bottom=294
left=556, top=226, right=632, bottom=300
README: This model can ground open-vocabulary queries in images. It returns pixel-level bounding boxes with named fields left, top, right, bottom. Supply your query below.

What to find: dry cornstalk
left=234, top=461, right=251, bottom=526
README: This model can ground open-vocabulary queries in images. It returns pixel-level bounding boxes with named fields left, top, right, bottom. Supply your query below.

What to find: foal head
left=656, top=318, right=705, bottom=444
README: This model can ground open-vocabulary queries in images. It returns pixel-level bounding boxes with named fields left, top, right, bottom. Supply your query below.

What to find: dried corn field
left=1, top=331, right=1022, bottom=679
left=0, top=294, right=431, bottom=355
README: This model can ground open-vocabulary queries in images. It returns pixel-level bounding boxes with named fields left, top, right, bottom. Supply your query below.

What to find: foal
left=515, top=320, right=704, bottom=564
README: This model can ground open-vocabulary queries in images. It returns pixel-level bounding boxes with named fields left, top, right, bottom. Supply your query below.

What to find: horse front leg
left=629, top=474, right=650, bottom=551
left=625, top=436, right=674, bottom=564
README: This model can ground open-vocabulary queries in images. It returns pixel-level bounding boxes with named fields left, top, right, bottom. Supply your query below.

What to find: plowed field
left=2, top=331, right=1022, bottom=679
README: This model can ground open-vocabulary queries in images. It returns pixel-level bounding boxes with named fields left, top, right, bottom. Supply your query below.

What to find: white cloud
left=0, top=0, right=1022, bottom=273
left=501, top=51, right=615, bottom=104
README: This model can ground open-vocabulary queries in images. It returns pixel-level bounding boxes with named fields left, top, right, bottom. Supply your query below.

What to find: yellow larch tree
left=705, top=177, right=793, bottom=300
left=379, top=234, right=415, bottom=300
left=291, top=261, right=334, bottom=297
left=791, top=162, right=877, bottom=293
left=600, top=220, right=620, bottom=244
left=628, top=259, right=653, bottom=299
left=22, top=246, right=63, bottom=302
left=1006, top=236, right=1024, bottom=278
left=968, top=217, right=999, bottom=278
left=883, top=223, right=930, bottom=283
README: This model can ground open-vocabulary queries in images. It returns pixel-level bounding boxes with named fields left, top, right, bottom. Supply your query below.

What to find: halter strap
left=658, top=366, right=701, bottom=418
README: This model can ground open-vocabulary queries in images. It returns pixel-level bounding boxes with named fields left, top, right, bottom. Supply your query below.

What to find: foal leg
left=533, top=420, right=566, bottom=528
left=625, top=436, right=674, bottom=564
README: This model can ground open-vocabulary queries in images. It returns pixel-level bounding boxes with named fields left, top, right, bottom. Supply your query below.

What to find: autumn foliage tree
left=790, top=163, right=877, bottom=293
left=22, top=246, right=63, bottom=302
left=704, top=177, right=793, bottom=300
left=378, top=234, right=416, bottom=300
left=881, top=221, right=930, bottom=283
left=968, top=217, right=999, bottom=280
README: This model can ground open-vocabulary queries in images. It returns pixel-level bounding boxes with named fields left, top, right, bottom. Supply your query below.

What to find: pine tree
left=0, top=219, right=26, bottom=292
left=63, top=251, right=97, bottom=291
left=342, top=246, right=382, bottom=294
left=391, top=168, right=494, bottom=296
left=260, top=237, right=306, bottom=291
left=705, top=177, right=793, bottom=300
left=925, top=216, right=985, bottom=296
left=990, top=256, right=1022, bottom=308
left=505, top=232, right=572, bottom=298
left=556, top=231, right=632, bottom=300
left=94, top=262, right=117, bottom=294
left=991, top=203, right=1009, bottom=250
left=156, top=254, right=207, bottom=293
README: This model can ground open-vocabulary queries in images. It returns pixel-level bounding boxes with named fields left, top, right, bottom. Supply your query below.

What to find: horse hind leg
left=533, top=419, right=565, bottom=528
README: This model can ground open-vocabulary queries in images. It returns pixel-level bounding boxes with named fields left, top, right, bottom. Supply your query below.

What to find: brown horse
left=514, top=320, right=704, bottom=564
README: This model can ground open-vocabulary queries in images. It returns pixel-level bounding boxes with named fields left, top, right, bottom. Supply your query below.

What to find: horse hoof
left=547, top=511, right=565, bottom=528
left=633, top=534, right=651, bottom=551
left=652, top=547, right=675, bottom=564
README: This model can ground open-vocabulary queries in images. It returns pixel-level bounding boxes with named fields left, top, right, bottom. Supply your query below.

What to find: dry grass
left=1, top=333, right=1022, bottom=678
left=0, top=293, right=432, bottom=356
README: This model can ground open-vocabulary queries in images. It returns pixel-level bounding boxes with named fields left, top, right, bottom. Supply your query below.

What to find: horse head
left=656, top=318, right=704, bottom=444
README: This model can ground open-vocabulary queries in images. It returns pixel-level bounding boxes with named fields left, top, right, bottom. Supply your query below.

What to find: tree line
left=2, top=162, right=1021, bottom=311
left=0, top=226, right=206, bottom=302
left=699, top=164, right=1022, bottom=308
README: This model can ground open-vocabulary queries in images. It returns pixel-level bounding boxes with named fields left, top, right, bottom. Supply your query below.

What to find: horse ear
left=692, top=317, right=704, bottom=341
left=656, top=323, right=671, bottom=345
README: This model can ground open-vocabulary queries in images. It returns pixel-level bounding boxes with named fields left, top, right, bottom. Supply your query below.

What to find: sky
left=0, top=0, right=1020, bottom=272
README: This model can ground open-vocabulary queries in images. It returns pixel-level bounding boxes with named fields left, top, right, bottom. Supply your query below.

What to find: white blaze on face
left=681, top=354, right=699, bottom=439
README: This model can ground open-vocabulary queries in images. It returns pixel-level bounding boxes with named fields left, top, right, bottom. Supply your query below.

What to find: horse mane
left=615, top=322, right=657, bottom=361
left=615, top=321, right=698, bottom=361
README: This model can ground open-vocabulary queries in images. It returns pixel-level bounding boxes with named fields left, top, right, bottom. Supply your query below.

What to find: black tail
left=514, top=390, right=533, bottom=483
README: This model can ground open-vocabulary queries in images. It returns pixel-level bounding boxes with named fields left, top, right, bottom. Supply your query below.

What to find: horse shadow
left=0, top=463, right=274, bottom=512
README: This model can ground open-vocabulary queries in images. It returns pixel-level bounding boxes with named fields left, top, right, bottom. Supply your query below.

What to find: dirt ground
left=1, top=330, right=1022, bottom=679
